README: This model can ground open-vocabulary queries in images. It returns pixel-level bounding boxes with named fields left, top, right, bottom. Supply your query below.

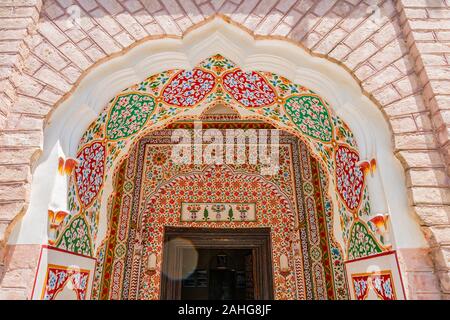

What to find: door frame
left=160, top=227, right=274, bottom=300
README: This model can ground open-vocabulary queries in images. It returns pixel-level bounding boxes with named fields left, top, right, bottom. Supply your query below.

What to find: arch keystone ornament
left=222, top=69, right=276, bottom=107
left=12, top=18, right=428, bottom=300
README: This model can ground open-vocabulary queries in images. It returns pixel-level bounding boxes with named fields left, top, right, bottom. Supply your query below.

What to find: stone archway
left=3, top=17, right=435, bottom=300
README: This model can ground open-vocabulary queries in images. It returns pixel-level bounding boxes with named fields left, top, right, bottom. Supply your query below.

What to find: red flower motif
left=162, top=69, right=216, bottom=107
left=222, top=69, right=276, bottom=107
left=335, top=145, right=364, bottom=211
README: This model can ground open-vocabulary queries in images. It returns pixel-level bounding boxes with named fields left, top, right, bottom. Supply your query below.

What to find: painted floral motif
left=106, top=93, right=155, bottom=140
left=262, top=72, right=308, bottom=98
left=162, top=68, right=216, bottom=107
left=371, top=273, right=396, bottom=300
left=56, top=215, right=92, bottom=256
left=200, top=54, right=236, bottom=75
left=79, top=110, right=108, bottom=146
left=334, top=116, right=357, bottom=147
left=181, top=202, right=256, bottom=222
left=96, top=131, right=351, bottom=301
left=352, top=272, right=396, bottom=300
left=223, top=69, right=276, bottom=107
left=310, top=158, right=348, bottom=300
left=75, top=141, right=105, bottom=208
left=352, top=274, right=368, bottom=300
left=284, top=95, right=333, bottom=142
left=84, top=199, right=100, bottom=242
left=133, top=70, right=174, bottom=95
left=48, top=210, right=69, bottom=245
left=335, top=145, right=364, bottom=212
left=62, top=55, right=380, bottom=282
left=139, top=165, right=296, bottom=300
left=42, top=265, right=90, bottom=300
left=347, top=221, right=383, bottom=260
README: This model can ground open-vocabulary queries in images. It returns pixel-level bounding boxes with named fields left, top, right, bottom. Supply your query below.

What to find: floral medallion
left=75, top=141, right=105, bottom=208
left=347, top=221, right=382, bottom=260
left=335, top=145, right=364, bottom=211
left=222, top=69, right=276, bottom=107
left=162, top=68, right=216, bottom=107
left=284, top=95, right=333, bottom=142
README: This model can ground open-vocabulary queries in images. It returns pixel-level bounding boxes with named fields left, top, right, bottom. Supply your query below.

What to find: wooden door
left=160, top=227, right=274, bottom=300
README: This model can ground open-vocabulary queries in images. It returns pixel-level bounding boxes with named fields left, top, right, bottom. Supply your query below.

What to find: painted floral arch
left=98, top=131, right=349, bottom=300
left=55, top=54, right=387, bottom=264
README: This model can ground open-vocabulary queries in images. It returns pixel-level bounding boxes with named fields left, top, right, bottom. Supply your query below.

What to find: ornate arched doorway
left=15, top=19, right=423, bottom=300
left=94, top=121, right=348, bottom=300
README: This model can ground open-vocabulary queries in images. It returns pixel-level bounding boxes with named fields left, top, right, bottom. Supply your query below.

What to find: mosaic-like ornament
left=68, top=56, right=378, bottom=295
left=352, top=271, right=396, bottom=300
left=97, top=133, right=351, bottom=300
left=222, top=69, right=276, bottom=107
left=347, top=221, right=382, bottom=260
left=106, top=93, right=155, bottom=140
left=162, top=68, right=216, bottom=107
left=56, top=215, right=92, bottom=256
left=284, top=95, right=333, bottom=142
left=75, top=141, right=105, bottom=208
left=42, top=265, right=90, bottom=300
left=335, top=145, right=364, bottom=211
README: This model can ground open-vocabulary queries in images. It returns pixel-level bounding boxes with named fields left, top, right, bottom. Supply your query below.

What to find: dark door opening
left=160, top=227, right=273, bottom=300
left=181, top=249, right=254, bottom=300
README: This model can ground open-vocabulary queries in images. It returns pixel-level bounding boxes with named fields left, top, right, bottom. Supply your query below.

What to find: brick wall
left=397, top=0, right=450, bottom=299
left=0, top=0, right=448, bottom=299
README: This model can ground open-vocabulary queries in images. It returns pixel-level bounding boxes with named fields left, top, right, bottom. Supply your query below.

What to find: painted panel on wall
left=31, top=246, right=96, bottom=300
left=180, top=202, right=256, bottom=222
left=345, top=251, right=406, bottom=300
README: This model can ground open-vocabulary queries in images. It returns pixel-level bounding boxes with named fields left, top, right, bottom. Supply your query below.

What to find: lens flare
left=162, top=237, right=198, bottom=281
